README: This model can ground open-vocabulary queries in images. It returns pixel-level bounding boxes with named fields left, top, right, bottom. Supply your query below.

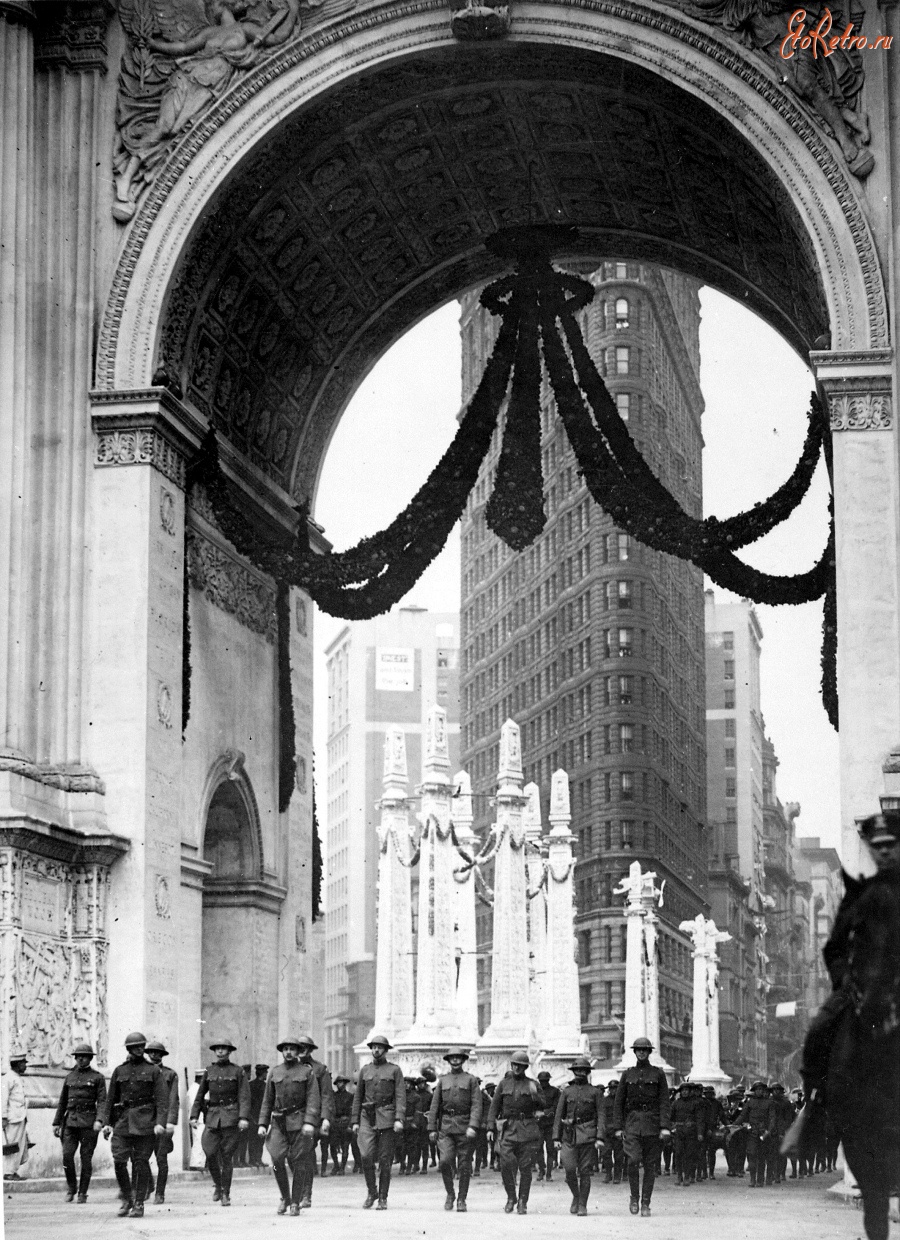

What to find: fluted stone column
left=679, top=914, right=731, bottom=1086
left=405, top=706, right=461, bottom=1044
left=614, top=862, right=672, bottom=1072
left=370, top=730, right=415, bottom=1042
left=524, top=782, right=546, bottom=1046
left=0, top=2, right=34, bottom=764
left=542, top=771, right=582, bottom=1056
left=479, top=721, right=530, bottom=1054
left=451, top=770, right=479, bottom=1045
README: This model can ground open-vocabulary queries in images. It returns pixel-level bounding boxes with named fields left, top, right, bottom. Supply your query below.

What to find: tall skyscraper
left=323, top=607, right=460, bottom=1074
left=459, top=262, right=708, bottom=1075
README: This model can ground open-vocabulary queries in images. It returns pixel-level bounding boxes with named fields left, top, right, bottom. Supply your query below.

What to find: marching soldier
left=100, top=1031, right=169, bottom=1218
left=351, top=1033, right=406, bottom=1209
left=329, top=1075, right=354, bottom=1173
left=611, top=1036, right=672, bottom=1217
left=670, top=1081, right=704, bottom=1187
left=399, top=1076, right=420, bottom=1173
left=473, top=1077, right=490, bottom=1177
left=189, top=1037, right=251, bottom=1206
left=486, top=1050, right=545, bottom=1214
left=724, top=1087, right=747, bottom=1176
left=144, top=1040, right=179, bottom=1203
left=258, top=1035, right=322, bottom=1214
left=427, top=1049, right=482, bottom=1212
left=536, top=1070, right=560, bottom=1181
left=553, top=1056, right=604, bottom=1216
left=248, top=1064, right=269, bottom=1168
left=600, top=1079, right=623, bottom=1183
left=701, top=1086, right=725, bottom=1180
left=769, top=1083, right=794, bottom=1184
left=52, top=1042, right=106, bottom=1203
left=738, top=1081, right=776, bottom=1188
left=295, top=1033, right=334, bottom=1207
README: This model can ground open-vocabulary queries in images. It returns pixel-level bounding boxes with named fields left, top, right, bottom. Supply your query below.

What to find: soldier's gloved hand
left=352, top=1124, right=360, bottom=1134
left=465, top=1128, right=477, bottom=1140
left=102, top=1125, right=112, bottom=1139
left=428, top=1130, right=437, bottom=1139
left=153, top=1124, right=165, bottom=1136
left=393, top=1121, right=404, bottom=1135
left=190, top=1118, right=199, bottom=1129
left=258, top=1126, right=267, bottom=1137
left=93, top=1121, right=102, bottom=1133
left=53, top=1126, right=61, bottom=1138
left=238, top=1120, right=249, bottom=1131
left=660, top=1129, right=671, bottom=1138
left=553, top=1140, right=562, bottom=1151
left=302, top=1124, right=315, bottom=1136
left=321, top=1120, right=331, bottom=1136
left=614, top=1129, right=623, bottom=1139
left=595, top=1140, right=606, bottom=1151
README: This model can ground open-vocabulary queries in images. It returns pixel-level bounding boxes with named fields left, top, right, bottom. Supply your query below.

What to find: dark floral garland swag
left=187, top=224, right=837, bottom=729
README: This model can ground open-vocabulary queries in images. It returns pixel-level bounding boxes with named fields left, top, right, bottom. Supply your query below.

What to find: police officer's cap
left=368, top=1034, right=392, bottom=1049
left=631, top=1036, right=653, bottom=1050
left=276, top=1036, right=304, bottom=1051
left=857, top=810, right=900, bottom=844
left=124, top=1031, right=147, bottom=1048
left=444, top=1049, right=470, bottom=1062
left=8, top=1045, right=27, bottom=1062
left=72, top=1042, right=95, bottom=1057
left=570, top=1057, right=591, bottom=1072
left=210, top=1037, right=237, bottom=1052
left=509, top=1050, right=530, bottom=1066
left=145, top=1039, right=168, bottom=1055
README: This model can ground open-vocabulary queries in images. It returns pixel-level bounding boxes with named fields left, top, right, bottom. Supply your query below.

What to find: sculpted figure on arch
left=114, top=0, right=304, bottom=221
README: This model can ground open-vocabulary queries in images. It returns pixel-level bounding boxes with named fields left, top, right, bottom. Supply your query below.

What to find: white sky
left=312, top=286, right=840, bottom=856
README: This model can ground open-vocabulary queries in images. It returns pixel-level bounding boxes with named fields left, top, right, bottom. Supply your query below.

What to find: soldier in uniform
left=351, top=1033, right=406, bottom=1209
left=189, top=1037, right=251, bottom=1206
left=427, top=1049, right=482, bottom=1212
left=486, top=1049, right=545, bottom=1214
left=329, top=1075, right=353, bottom=1173
left=144, top=1040, right=179, bottom=1203
left=600, top=1079, right=623, bottom=1183
left=248, top=1064, right=269, bottom=1168
left=553, top=1056, right=604, bottom=1216
left=611, top=1036, right=672, bottom=1217
left=535, top=1071, right=560, bottom=1181
left=295, top=1033, right=333, bottom=1207
left=52, top=1041, right=106, bottom=1203
left=737, top=1080, right=776, bottom=1187
left=723, top=1088, right=747, bottom=1176
left=418, top=1075, right=436, bottom=1172
left=472, top=1078, right=490, bottom=1177
left=670, top=1081, right=705, bottom=1187
left=399, top=1076, right=419, bottom=1173
left=701, top=1086, right=725, bottom=1180
left=768, top=1083, right=794, bottom=1184
left=258, top=1035, right=322, bottom=1214
left=100, top=1031, right=169, bottom=1218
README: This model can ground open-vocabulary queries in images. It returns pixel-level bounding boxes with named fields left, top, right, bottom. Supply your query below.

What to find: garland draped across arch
left=188, top=224, right=837, bottom=728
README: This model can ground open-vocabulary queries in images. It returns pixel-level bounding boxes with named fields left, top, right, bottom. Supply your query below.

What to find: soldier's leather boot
left=577, top=1204, right=588, bottom=1217
left=212, top=1185, right=222, bottom=1201
left=457, top=1200, right=467, bottom=1212
left=504, top=1199, right=516, bottom=1213
left=153, top=1192, right=165, bottom=1204
left=640, top=1204, right=651, bottom=1217
left=376, top=1198, right=388, bottom=1210
left=76, top=1194, right=88, bottom=1204
left=221, top=1193, right=231, bottom=1206
left=129, top=1202, right=144, bottom=1218
left=290, top=1204, right=301, bottom=1216
left=65, top=1190, right=75, bottom=1202
left=516, top=1200, right=527, bottom=1214
left=603, top=1170, right=613, bottom=1184
left=363, top=1194, right=377, bottom=1209
left=117, top=1198, right=133, bottom=1217
left=277, top=1199, right=289, bottom=1214
left=445, top=1195, right=455, bottom=1211
left=675, top=1174, right=683, bottom=1186
left=629, top=1198, right=639, bottom=1215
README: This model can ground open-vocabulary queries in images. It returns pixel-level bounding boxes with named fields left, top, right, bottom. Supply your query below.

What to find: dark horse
left=784, top=865, right=900, bottom=1240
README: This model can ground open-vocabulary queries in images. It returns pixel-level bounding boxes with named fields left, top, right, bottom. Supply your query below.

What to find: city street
left=3, top=1166, right=890, bottom=1240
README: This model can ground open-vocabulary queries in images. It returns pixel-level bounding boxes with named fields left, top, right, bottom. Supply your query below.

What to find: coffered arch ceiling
left=159, top=42, right=827, bottom=505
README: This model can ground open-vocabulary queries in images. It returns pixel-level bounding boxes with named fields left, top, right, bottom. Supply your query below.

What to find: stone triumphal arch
left=1, top=0, right=898, bottom=1172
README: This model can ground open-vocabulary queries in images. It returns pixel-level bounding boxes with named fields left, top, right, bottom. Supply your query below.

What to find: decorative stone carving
left=155, top=873, right=172, bottom=918
left=682, top=0, right=874, bottom=178
left=113, top=0, right=304, bottom=222
left=0, top=755, right=105, bottom=795
left=186, top=527, right=277, bottom=641
left=828, top=392, right=892, bottom=430
left=156, top=681, right=174, bottom=728
left=614, top=861, right=672, bottom=1072
left=95, top=427, right=186, bottom=489
left=34, top=0, right=113, bottom=72
left=160, top=487, right=177, bottom=535
left=679, top=913, right=732, bottom=1084
left=450, top=0, right=510, bottom=40
left=542, top=770, right=583, bottom=1056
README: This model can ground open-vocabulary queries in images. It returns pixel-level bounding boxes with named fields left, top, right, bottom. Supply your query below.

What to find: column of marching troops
left=50, top=1029, right=838, bottom=1218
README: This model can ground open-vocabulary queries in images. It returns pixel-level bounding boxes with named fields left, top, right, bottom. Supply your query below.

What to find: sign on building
left=376, top=648, right=415, bottom=692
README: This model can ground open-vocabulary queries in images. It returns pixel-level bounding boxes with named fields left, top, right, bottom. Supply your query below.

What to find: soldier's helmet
left=209, top=1038, right=237, bottom=1052
left=537, top=1071, right=552, bottom=1080
left=295, top=1034, right=317, bottom=1050
left=276, top=1036, right=304, bottom=1051
left=751, top=1080, right=767, bottom=1092
left=334, top=1075, right=351, bottom=1085
left=570, top=1057, right=592, bottom=1072
left=145, top=1039, right=168, bottom=1055
left=703, top=1086, right=716, bottom=1095
left=509, top=1050, right=531, bottom=1067
left=771, top=1083, right=786, bottom=1093
left=631, top=1037, right=653, bottom=1050
left=124, top=1031, right=147, bottom=1048
left=72, top=1042, right=95, bottom=1057
left=678, top=1081, right=692, bottom=1091
left=420, top=1063, right=437, bottom=1082
left=443, top=1049, right=470, bottom=1062
left=368, top=1034, right=392, bottom=1050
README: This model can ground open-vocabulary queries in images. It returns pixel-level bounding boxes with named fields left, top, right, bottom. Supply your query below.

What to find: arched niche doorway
left=200, top=758, right=286, bottom=1065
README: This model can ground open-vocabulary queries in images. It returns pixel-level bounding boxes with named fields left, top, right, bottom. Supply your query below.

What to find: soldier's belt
left=627, top=1104, right=656, bottom=1112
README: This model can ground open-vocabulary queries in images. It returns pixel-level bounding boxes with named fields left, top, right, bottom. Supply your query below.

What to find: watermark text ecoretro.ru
left=780, top=8, right=892, bottom=57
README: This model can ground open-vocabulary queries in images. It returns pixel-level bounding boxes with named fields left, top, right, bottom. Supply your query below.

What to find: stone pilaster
left=812, top=348, right=900, bottom=876
left=370, top=730, right=415, bottom=1042
left=0, top=2, right=34, bottom=764
left=541, top=771, right=582, bottom=1056
left=523, top=782, right=546, bottom=1047
left=451, top=770, right=479, bottom=1046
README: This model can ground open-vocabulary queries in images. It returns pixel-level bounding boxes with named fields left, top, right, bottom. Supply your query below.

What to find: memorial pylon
left=614, top=861, right=673, bottom=1074
left=452, top=770, right=479, bottom=1046
left=680, top=914, right=732, bottom=1087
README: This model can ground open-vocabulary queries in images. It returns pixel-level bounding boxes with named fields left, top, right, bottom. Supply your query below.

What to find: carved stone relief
left=95, top=427, right=186, bottom=489
left=186, top=526, right=277, bottom=640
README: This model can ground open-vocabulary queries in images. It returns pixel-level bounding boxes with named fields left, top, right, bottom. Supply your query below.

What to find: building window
left=726, top=807, right=737, bottom=826
left=616, top=393, right=630, bottom=422
left=725, top=718, right=736, bottom=738
left=615, top=346, right=630, bottom=375
left=621, top=771, right=635, bottom=800
left=617, top=534, right=630, bottom=561
left=618, top=675, right=633, bottom=705
left=725, top=777, right=737, bottom=798
left=724, top=689, right=735, bottom=708
left=621, top=819, right=634, bottom=848
left=723, top=659, right=735, bottom=681
left=615, top=262, right=628, bottom=279
left=723, top=631, right=734, bottom=651
left=618, top=628, right=633, bottom=657
left=580, top=984, right=592, bottom=1025
left=618, top=580, right=632, bottom=609
left=620, top=723, right=634, bottom=753
left=725, top=747, right=736, bottom=768
left=615, top=297, right=629, bottom=328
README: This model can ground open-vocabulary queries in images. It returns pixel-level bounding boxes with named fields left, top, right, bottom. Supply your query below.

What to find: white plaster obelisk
left=452, top=770, right=479, bottom=1046
left=403, top=706, right=462, bottom=1046
left=477, top=721, right=531, bottom=1073
left=540, top=771, right=586, bottom=1061
left=368, top=730, right=415, bottom=1045
left=614, top=861, right=673, bottom=1073
left=679, top=915, right=732, bottom=1086
left=524, top=782, right=547, bottom=1047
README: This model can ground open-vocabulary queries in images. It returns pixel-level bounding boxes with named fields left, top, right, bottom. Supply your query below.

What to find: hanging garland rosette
left=188, top=223, right=837, bottom=728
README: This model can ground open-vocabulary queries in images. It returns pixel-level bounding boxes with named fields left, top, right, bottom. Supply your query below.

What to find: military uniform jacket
left=351, top=1061, right=406, bottom=1130
left=477, top=1088, right=492, bottom=1127
left=487, top=1075, right=543, bottom=1143
left=53, top=1066, right=107, bottom=1128
left=159, top=1064, right=179, bottom=1127
left=427, top=1071, right=482, bottom=1135
left=671, top=1096, right=705, bottom=1139
left=258, top=1062, right=321, bottom=1132
left=612, top=1064, right=671, bottom=1136
left=704, top=1097, right=726, bottom=1132
left=538, top=1084, right=560, bottom=1131
left=102, top=1059, right=169, bottom=1136
left=771, top=1096, right=795, bottom=1136
left=333, top=1089, right=353, bottom=1130
left=601, top=1088, right=618, bottom=1133
left=553, top=1081, right=604, bottom=1145
left=190, top=1062, right=251, bottom=1130
left=305, top=1058, right=334, bottom=1128
left=737, top=1096, right=776, bottom=1134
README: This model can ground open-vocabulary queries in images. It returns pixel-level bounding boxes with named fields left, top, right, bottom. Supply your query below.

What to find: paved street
left=4, top=1166, right=891, bottom=1240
